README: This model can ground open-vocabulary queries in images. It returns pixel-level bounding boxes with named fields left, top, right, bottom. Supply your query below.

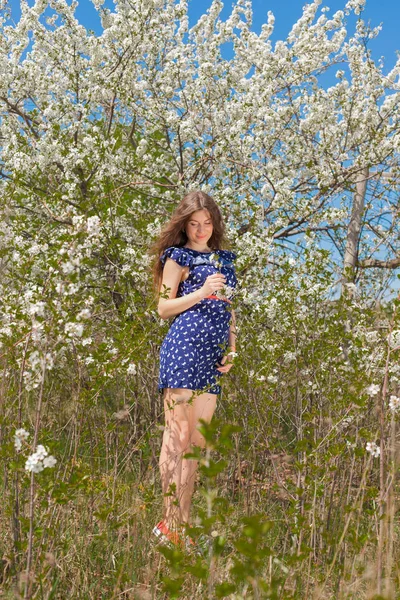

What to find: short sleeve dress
left=158, top=246, right=237, bottom=395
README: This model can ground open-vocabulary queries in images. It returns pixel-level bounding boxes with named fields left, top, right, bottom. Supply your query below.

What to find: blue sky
left=7, top=0, right=400, bottom=71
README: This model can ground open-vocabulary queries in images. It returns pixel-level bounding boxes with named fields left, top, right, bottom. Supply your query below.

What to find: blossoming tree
left=1, top=0, right=400, bottom=596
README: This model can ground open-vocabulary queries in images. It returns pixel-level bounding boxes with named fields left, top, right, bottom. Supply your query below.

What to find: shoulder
left=160, top=246, right=193, bottom=268
left=217, top=249, right=237, bottom=262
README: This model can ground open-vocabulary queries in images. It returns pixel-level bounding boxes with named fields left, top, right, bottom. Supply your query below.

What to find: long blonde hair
left=149, top=191, right=232, bottom=302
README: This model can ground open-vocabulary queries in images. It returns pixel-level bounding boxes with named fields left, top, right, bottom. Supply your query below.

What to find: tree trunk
left=342, top=167, right=369, bottom=289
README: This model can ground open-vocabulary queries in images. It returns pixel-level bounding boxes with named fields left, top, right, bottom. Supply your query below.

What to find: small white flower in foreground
left=389, top=395, right=400, bottom=412
left=366, top=384, right=380, bottom=396
left=35, top=445, right=48, bottom=460
left=25, top=445, right=57, bottom=473
left=366, top=441, right=380, bottom=458
left=43, top=455, right=57, bottom=468
left=15, top=428, right=30, bottom=439
left=210, top=530, right=219, bottom=538
left=127, top=363, right=137, bottom=375
left=25, top=455, right=45, bottom=473
left=14, top=428, right=30, bottom=451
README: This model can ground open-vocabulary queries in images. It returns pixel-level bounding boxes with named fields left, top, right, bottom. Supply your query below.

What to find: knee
left=165, top=419, right=191, bottom=450
left=179, top=422, right=191, bottom=449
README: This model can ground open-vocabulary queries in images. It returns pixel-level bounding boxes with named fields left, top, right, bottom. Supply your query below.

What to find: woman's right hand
left=198, top=273, right=227, bottom=299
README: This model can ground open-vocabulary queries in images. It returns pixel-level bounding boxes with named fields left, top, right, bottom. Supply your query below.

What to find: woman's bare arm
left=157, top=258, right=226, bottom=320
left=157, top=259, right=204, bottom=320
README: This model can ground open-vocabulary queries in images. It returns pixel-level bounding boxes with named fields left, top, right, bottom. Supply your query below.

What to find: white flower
left=210, top=530, right=219, bottom=538
left=127, top=363, right=137, bottom=375
left=15, top=428, right=30, bottom=440
left=366, top=441, right=380, bottom=458
left=208, top=253, right=222, bottom=269
left=389, top=395, right=400, bottom=412
left=61, top=261, right=76, bottom=274
left=25, top=455, right=45, bottom=473
left=14, top=428, right=30, bottom=451
left=136, top=138, right=148, bottom=157
left=77, top=309, right=91, bottom=320
left=35, top=444, right=48, bottom=460
left=283, top=351, right=297, bottom=363
left=28, top=302, right=46, bottom=317
left=146, top=219, right=161, bottom=236
left=215, top=285, right=235, bottom=300
left=86, top=216, right=101, bottom=237
left=65, top=322, right=84, bottom=337
left=25, top=445, right=56, bottom=473
left=366, top=384, right=380, bottom=396
left=43, top=455, right=57, bottom=468
left=365, top=331, right=379, bottom=344
left=72, top=215, right=85, bottom=228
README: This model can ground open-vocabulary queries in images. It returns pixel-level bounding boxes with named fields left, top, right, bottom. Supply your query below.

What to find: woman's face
left=184, top=209, right=213, bottom=246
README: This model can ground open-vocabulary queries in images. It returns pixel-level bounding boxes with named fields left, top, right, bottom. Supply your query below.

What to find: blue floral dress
left=158, top=246, right=237, bottom=395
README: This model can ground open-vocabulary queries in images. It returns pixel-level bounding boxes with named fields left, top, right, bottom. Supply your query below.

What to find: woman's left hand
left=216, top=353, right=235, bottom=373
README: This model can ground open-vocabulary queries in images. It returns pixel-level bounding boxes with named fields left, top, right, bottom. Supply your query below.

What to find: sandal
left=152, top=520, right=182, bottom=547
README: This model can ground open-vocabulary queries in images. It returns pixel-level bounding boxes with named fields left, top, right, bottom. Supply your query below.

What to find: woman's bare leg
left=159, top=387, right=193, bottom=530
left=179, top=391, right=218, bottom=525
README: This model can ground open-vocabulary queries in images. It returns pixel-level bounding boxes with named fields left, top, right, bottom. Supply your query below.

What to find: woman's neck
left=183, top=243, right=211, bottom=252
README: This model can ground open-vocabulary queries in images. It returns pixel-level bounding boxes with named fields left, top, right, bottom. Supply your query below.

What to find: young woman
left=150, top=190, right=238, bottom=548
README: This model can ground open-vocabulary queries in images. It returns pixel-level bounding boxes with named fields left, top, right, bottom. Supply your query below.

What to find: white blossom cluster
left=14, top=429, right=57, bottom=473
left=14, top=428, right=30, bottom=451
left=127, top=363, right=137, bottom=375
left=389, top=395, right=400, bottom=412
left=22, top=350, right=55, bottom=392
left=64, top=322, right=84, bottom=338
left=25, top=445, right=57, bottom=473
left=366, top=384, right=380, bottom=397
